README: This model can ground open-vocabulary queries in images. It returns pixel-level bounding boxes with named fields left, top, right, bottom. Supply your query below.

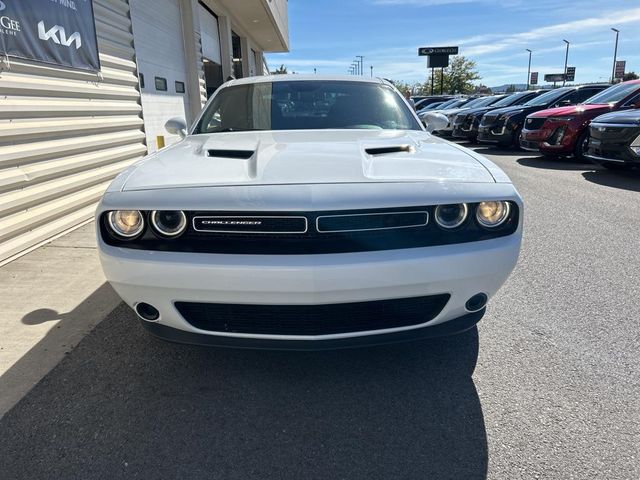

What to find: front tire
left=573, top=130, right=589, bottom=161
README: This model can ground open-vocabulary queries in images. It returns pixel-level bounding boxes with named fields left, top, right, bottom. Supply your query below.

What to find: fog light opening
left=465, top=293, right=488, bottom=312
left=135, top=302, right=160, bottom=322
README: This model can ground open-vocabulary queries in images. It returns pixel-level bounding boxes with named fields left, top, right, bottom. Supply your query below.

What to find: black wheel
left=573, top=130, right=589, bottom=161
left=512, top=128, right=523, bottom=149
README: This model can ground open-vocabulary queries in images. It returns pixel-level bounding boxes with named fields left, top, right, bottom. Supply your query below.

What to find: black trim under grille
left=175, top=294, right=451, bottom=336
left=101, top=204, right=520, bottom=255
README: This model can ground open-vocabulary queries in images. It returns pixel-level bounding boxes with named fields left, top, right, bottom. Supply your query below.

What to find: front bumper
left=586, top=139, right=640, bottom=165
left=477, top=124, right=512, bottom=145
left=99, top=234, right=521, bottom=346
left=141, top=309, right=486, bottom=350
left=452, top=119, right=478, bottom=140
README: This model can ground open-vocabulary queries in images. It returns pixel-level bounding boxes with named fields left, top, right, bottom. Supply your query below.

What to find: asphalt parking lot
left=1, top=144, right=639, bottom=480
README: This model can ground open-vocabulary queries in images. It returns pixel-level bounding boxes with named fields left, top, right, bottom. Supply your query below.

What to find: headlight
left=108, top=210, right=144, bottom=238
left=476, top=201, right=510, bottom=228
left=435, top=204, right=468, bottom=229
left=150, top=210, right=187, bottom=237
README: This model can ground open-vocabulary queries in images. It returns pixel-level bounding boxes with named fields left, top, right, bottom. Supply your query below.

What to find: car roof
left=224, top=74, right=386, bottom=87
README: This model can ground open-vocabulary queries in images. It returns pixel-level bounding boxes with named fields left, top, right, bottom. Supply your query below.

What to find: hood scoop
left=365, top=145, right=414, bottom=156
left=207, top=149, right=255, bottom=159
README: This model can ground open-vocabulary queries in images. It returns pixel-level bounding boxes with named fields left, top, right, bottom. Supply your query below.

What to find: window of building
left=232, top=31, right=243, bottom=79
left=155, top=77, right=168, bottom=91
left=175, top=81, right=185, bottom=94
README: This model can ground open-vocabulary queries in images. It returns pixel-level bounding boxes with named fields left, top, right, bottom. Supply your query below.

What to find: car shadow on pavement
left=1, top=299, right=488, bottom=480
left=582, top=169, right=640, bottom=192
left=516, top=156, right=597, bottom=171
left=0, top=282, right=121, bottom=419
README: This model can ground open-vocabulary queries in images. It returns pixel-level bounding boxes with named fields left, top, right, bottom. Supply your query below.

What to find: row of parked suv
left=417, top=80, right=640, bottom=170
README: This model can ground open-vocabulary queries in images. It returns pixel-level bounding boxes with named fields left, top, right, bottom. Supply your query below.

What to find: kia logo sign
left=38, top=21, right=82, bottom=49
left=0, top=1, right=6, bottom=11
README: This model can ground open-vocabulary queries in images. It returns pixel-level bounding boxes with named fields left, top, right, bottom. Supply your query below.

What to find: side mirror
left=557, top=99, right=572, bottom=107
left=165, top=117, right=188, bottom=139
left=423, top=112, right=449, bottom=133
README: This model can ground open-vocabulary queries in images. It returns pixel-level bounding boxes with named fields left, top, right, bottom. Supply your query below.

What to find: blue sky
left=266, top=0, right=640, bottom=87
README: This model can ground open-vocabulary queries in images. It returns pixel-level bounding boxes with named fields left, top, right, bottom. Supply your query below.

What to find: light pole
left=370, top=65, right=373, bottom=77
left=356, top=56, right=364, bottom=76
left=353, top=61, right=359, bottom=75
left=611, top=28, right=620, bottom=84
left=562, top=39, right=570, bottom=86
left=526, top=49, right=532, bottom=90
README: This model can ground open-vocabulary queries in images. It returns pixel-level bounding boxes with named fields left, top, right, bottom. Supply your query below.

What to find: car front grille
left=174, top=294, right=451, bottom=336
left=101, top=204, right=520, bottom=254
left=524, top=117, right=546, bottom=130
left=455, top=115, right=473, bottom=131
left=480, top=114, right=502, bottom=127
left=590, top=124, right=640, bottom=143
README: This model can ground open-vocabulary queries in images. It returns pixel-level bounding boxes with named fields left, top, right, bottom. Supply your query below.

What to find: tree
left=505, top=84, right=517, bottom=93
left=623, top=72, right=639, bottom=81
left=424, top=56, right=481, bottom=95
left=474, top=84, right=493, bottom=95
left=390, top=80, right=426, bottom=95
left=273, top=64, right=288, bottom=75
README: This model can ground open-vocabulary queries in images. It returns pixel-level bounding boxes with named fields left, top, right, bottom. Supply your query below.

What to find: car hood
left=460, top=106, right=493, bottom=117
left=488, top=105, right=538, bottom=117
left=591, top=109, right=640, bottom=125
left=120, top=130, right=497, bottom=191
left=439, top=107, right=468, bottom=116
left=528, top=104, right=612, bottom=118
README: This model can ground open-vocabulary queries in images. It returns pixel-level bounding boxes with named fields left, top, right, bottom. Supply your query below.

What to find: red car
left=520, top=80, right=640, bottom=159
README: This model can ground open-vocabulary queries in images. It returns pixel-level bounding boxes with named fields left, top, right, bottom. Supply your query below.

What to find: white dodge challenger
left=97, top=75, right=523, bottom=349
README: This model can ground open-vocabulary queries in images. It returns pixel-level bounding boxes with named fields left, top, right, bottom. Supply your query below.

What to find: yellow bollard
left=156, top=135, right=165, bottom=150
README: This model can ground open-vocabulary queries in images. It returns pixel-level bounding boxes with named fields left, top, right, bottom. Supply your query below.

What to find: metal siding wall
left=0, top=0, right=146, bottom=263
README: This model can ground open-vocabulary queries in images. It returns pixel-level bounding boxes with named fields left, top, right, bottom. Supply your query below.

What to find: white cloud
left=457, top=8, right=640, bottom=57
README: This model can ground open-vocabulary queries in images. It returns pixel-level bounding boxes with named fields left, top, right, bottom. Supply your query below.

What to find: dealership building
left=0, top=0, right=289, bottom=263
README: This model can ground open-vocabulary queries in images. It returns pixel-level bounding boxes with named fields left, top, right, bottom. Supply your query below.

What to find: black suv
left=477, top=85, right=609, bottom=147
left=452, top=90, right=547, bottom=142
left=586, top=109, right=640, bottom=170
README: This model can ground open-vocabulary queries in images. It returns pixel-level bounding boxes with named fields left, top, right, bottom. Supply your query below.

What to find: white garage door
left=130, top=0, right=190, bottom=153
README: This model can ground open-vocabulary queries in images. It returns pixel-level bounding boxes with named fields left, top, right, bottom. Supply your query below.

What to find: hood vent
left=207, top=149, right=255, bottom=159
left=365, top=145, right=414, bottom=155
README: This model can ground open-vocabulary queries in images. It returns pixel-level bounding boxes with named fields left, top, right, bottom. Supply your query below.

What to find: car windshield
left=491, top=92, right=530, bottom=107
left=429, top=98, right=458, bottom=110
left=444, top=99, right=469, bottom=109
left=585, top=82, right=640, bottom=105
left=523, top=88, right=571, bottom=106
left=468, top=96, right=500, bottom=108
left=194, top=80, right=422, bottom=133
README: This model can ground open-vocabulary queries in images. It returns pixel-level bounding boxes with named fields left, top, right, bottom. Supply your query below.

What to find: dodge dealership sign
left=0, top=0, right=99, bottom=71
